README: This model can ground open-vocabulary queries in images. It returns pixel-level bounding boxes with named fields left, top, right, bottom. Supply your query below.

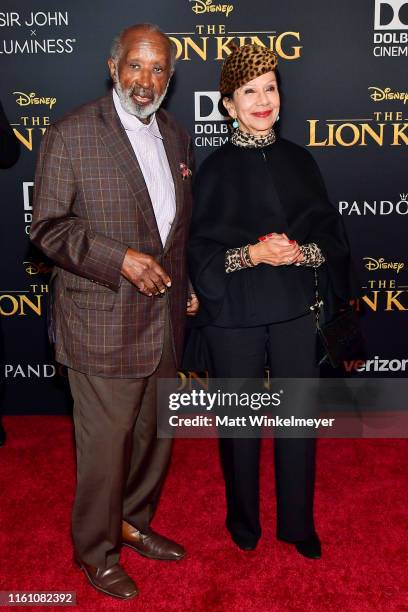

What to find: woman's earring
left=275, top=115, right=280, bottom=122
left=232, top=119, right=239, bottom=129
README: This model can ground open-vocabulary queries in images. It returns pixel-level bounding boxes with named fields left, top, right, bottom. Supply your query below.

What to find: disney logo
left=13, top=91, right=57, bottom=109
left=23, top=261, right=53, bottom=276
left=368, top=87, right=408, bottom=105
left=364, top=257, right=405, bottom=274
left=190, top=0, right=234, bottom=17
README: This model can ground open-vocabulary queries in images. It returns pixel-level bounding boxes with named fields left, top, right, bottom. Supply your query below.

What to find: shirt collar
left=112, top=89, right=163, bottom=139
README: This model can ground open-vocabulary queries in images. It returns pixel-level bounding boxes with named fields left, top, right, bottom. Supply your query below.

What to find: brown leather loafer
left=122, top=520, right=186, bottom=561
left=75, top=557, right=138, bottom=599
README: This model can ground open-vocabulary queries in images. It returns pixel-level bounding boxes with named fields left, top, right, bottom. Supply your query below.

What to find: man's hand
left=121, top=248, right=171, bottom=296
left=187, top=293, right=199, bottom=316
left=249, top=233, right=301, bottom=266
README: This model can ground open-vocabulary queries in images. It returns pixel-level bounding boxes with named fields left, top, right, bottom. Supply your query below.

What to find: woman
left=187, top=44, right=351, bottom=559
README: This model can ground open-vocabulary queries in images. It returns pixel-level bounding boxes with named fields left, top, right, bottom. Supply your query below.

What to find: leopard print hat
left=219, top=43, right=278, bottom=95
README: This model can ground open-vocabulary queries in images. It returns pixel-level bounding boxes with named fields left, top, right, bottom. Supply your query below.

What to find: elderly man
left=31, top=24, right=197, bottom=600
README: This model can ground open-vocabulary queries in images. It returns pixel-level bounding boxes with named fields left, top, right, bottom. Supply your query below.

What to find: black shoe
left=231, top=534, right=258, bottom=551
left=238, top=543, right=257, bottom=551
left=294, top=534, right=322, bottom=559
left=0, top=423, right=6, bottom=447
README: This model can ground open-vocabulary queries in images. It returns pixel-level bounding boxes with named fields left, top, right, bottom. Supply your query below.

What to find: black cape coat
left=187, top=137, right=354, bottom=329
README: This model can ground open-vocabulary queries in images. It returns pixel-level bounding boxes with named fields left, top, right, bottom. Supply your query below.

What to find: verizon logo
left=343, top=357, right=408, bottom=372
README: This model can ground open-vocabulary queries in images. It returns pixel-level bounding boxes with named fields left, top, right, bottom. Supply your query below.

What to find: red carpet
left=0, top=416, right=407, bottom=611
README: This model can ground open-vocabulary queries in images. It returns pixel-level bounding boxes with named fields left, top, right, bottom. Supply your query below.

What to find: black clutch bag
left=313, top=269, right=364, bottom=368
left=181, top=326, right=211, bottom=374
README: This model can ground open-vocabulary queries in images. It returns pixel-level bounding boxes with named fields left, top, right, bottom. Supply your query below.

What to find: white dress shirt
left=113, top=89, right=176, bottom=246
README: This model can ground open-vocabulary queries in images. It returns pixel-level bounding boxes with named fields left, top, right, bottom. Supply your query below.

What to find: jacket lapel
left=157, top=110, right=184, bottom=254
left=98, top=93, right=162, bottom=245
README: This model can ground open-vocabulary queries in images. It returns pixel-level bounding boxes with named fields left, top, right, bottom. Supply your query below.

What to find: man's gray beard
left=114, top=78, right=169, bottom=121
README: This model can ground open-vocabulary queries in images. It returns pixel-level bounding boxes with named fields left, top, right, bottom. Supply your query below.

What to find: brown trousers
left=68, top=317, right=176, bottom=568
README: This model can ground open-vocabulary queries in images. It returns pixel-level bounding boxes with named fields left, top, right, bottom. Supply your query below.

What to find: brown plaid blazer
left=31, top=92, right=193, bottom=377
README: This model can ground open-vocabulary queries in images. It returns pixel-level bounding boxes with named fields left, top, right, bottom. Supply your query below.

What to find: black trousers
left=202, top=312, right=319, bottom=547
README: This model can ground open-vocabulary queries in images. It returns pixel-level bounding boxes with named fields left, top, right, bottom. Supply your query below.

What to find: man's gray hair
left=110, top=23, right=177, bottom=73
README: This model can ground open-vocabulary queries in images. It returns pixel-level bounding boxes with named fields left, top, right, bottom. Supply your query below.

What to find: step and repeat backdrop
left=0, top=0, right=407, bottom=414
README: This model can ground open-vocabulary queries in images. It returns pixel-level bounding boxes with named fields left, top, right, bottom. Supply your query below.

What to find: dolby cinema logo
left=373, top=0, right=408, bottom=57
left=193, top=91, right=229, bottom=149
left=23, top=181, right=33, bottom=235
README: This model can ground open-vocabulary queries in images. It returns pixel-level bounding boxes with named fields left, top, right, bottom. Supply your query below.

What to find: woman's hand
left=187, top=293, right=199, bottom=316
left=293, top=249, right=305, bottom=264
left=249, top=233, right=301, bottom=266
